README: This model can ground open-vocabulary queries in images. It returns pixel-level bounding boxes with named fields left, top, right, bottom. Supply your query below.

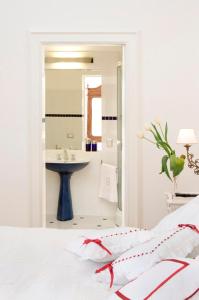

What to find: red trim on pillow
left=83, top=228, right=146, bottom=257
left=100, top=228, right=146, bottom=240
left=83, top=239, right=112, bottom=255
left=113, top=225, right=198, bottom=267
left=115, top=290, right=130, bottom=300
left=115, top=259, right=189, bottom=300
left=178, top=224, right=199, bottom=234
left=96, top=225, right=197, bottom=288
left=163, top=258, right=189, bottom=265
left=95, top=262, right=114, bottom=288
left=113, top=227, right=184, bottom=267
left=185, top=288, right=199, bottom=299
left=96, top=227, right=185, bottom=287
left=144, top=259, right=189, bottom=300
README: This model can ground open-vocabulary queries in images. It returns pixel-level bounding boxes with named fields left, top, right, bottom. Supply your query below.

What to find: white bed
left=1, top=196, right=199, bottom=300
left=0, top=227, right=114, bottom=300
left=1, top=227, right=198, bottom=300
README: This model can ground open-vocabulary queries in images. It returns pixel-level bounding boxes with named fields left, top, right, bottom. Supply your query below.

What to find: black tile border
left=45, top=114, right=83, bottom=118
left=45, top=114, right=117, bottom=120
left=102, top=116, right=117, bottom=120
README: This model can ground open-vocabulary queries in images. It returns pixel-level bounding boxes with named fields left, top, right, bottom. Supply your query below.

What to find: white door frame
left=29, top=32, right=141, bottom=227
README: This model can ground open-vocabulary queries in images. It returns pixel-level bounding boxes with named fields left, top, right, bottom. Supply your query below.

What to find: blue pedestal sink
left=46, top=161, right=89, bottom=221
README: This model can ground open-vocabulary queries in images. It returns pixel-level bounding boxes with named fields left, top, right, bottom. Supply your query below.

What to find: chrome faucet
left=63, top=148, right=69, bottom=161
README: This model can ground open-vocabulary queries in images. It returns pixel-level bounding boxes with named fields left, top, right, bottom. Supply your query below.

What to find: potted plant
left=137, top=119, right=186, bottom=194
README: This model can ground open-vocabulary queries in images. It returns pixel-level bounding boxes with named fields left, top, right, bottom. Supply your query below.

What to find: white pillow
left=153, top=196, right=199, bottom=234
left=109, top=258, right=199, bottom=300
left=188, top=245, right=199, bottom=259
left=67, top=227, right=153, bottom=262
left=95, top=224, right=199, bottom=287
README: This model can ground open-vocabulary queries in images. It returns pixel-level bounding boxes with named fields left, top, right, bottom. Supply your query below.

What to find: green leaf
left=170, top=154, right=185, bottom=177
left=151, top=123, right=163, bottom=142
left=160, top=155, right=168, bottom=174
left=160, top=155, right=172, bottom=181
left=165, top=122, right=168, bottom=142
left=174, top=157, right=185, bottom=177
left=158, top=141, right=171, bottom=156
left=150, top=128, right=161, bottom=144
left=170, top=154, right=176, bottom=171
left=151, top=123, right=173, bottom=155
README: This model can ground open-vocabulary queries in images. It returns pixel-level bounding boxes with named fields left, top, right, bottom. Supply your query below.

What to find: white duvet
left=0, top=227, right=113, bottom=300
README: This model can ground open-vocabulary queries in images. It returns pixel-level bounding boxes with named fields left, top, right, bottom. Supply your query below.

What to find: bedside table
left=165, top=193, right=198, bottom=213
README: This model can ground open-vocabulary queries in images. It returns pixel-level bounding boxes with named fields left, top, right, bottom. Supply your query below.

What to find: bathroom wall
left=45, top=69, right=83, bottom=149
left=101, top=52, right=121, bottom=166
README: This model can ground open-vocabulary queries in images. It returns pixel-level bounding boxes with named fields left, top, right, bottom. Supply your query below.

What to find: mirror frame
left=87, top=85, right=102, bottom=142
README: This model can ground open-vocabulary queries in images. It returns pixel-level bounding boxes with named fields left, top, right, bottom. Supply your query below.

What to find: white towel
left=98, top=163, right=118, bottom=203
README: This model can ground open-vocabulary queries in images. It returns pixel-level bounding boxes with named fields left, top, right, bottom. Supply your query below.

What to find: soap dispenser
left=85, top=138, right=91, bottom=151
left=92, top=141, right=97, bottom=151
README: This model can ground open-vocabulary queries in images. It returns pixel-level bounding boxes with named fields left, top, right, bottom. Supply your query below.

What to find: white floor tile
left=46, top=215, right=116, bottom=229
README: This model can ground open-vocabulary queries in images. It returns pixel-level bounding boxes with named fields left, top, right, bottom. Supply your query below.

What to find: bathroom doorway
left=30, top=32, right=139, bottom=228
left=44, top=44, right=123, bottom=229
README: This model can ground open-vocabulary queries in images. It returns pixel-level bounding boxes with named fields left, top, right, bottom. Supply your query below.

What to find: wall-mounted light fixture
left=45, top=57, right=94, bottom=64
left=177, top=129, right=199, bottom=174
left=46, top=51, right=92, bottom=59
left=45, top=51, right=94, bottom=69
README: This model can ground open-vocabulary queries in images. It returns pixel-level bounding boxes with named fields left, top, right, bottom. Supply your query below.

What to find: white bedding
left=0, top=227, right=114, bottom=300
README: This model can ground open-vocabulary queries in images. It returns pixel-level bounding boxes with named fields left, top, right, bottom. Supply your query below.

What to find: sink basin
left=46, top=160, right=89, bottom=221
left=46, top=161, right=89, bottom=173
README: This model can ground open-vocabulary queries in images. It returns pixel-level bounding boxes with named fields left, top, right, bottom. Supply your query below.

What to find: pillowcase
left=153, top=196, right=199, bottom=234
left=67, top=227, right=153, bottom=262
left=109, top=258, right=199, bottom=300
left=188, top=245, right=199, bottom=259
left=95, top=224, right=199, bottom=287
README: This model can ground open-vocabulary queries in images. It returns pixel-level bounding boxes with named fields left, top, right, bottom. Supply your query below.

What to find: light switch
left=67, top=133, right=74, bottom=138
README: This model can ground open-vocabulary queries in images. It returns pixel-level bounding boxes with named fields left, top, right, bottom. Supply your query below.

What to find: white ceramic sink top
left=46, top=159, right=90, bottom=164
left=45, top=149, right=90, bottom=164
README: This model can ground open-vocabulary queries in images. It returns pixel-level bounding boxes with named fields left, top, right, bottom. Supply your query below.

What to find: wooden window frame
left=87, top=85, right=102, bottom=142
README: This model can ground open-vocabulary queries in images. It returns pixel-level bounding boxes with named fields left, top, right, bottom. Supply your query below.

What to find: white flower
left=144, top=123, right=152, bottom=131
left=137, top=131, right=145, bottom=139
left=154, top=116, right=161, bottom=125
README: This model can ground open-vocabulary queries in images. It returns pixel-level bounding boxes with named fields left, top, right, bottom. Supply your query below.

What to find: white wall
left=101, top=52, right=121, bottom=166
left=45, top=69, right=83, bottom=149
left=0, top=0, right=199, bottom=227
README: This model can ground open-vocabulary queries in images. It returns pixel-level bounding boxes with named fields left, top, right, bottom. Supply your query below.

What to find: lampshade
left=176, top=129, right=198, bottom=145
